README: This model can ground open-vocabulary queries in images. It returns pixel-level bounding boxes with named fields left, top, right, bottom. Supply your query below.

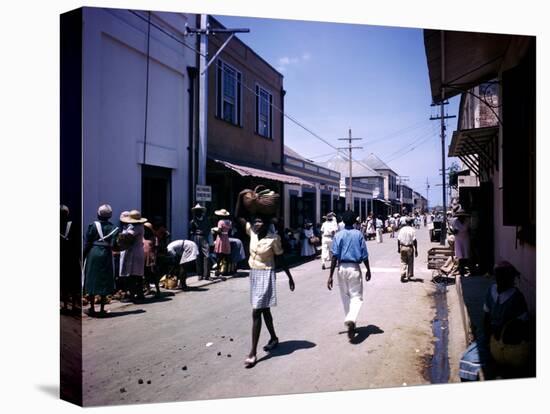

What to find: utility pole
left=338, top=128, right=363, bottom=211
left=425, top=177, right=430, bottom=210
left=430, top=103, right=456, bottom=244
left=185, top=17, right=250, bottom=187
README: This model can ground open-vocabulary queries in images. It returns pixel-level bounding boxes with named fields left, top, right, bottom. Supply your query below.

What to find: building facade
left=283, top=146, right=340, bottom=229
left=425, top=29, right=536, bottom=314
left=62, top=7, right=198, bottom=240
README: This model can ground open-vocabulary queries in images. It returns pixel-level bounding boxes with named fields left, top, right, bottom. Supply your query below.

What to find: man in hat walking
left=190, top=204, right=211, bottom=280
left=320, top=212, right=338, bottom=270
left=327, top=210, right=372, bottom=341
left=397, top=217, right=418, bottom=282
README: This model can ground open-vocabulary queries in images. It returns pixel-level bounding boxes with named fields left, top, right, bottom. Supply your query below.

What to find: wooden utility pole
left=338, top=129, right=363, bottom=211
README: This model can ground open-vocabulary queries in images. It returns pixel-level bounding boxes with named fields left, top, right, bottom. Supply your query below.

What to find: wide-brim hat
left=326, top=212, right=336, bottom=218
left=215, top=209, right=230, bottom=217
left=191, top=203, right=206, bottom=211
left=393, top=213, right=400, bottom=217
left=120, top=209, right=147, bottom=224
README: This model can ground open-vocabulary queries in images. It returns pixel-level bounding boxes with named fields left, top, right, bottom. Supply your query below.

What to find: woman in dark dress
left=83, top=204, right=119, bottom=317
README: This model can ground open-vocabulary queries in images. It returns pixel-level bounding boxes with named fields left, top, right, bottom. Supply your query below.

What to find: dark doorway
left=142, top=165, right=172, bottom=232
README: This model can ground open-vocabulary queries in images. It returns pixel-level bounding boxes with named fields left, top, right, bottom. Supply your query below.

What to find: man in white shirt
left=397, top=217, right=418, bottom=282
left=320, top=212, right=339, bottom=270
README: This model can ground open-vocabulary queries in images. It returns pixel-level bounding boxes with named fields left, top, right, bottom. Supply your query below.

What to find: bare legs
left=248, top=308, right=278, bottom=358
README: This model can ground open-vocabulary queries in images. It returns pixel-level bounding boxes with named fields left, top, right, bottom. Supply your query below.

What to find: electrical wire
left=128, top=9, right=431, bottom=195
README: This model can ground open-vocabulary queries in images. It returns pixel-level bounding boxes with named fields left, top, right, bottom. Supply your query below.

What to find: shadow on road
left=256, top=340, right=317, bottom=364
left=99, top=309, right=147, bottom=318
left=407, top=277, right=425, bottom=283
left=350, top=324, right=384, bottom=345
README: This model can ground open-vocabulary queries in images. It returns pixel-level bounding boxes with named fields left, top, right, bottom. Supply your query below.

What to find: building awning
left=424, top=30, right=530, bottom=103
left=213, top=159, right=314, bottom=187
left=374, top=198, right=391, bottom=206
left=449, top=126, right=499, bottom=176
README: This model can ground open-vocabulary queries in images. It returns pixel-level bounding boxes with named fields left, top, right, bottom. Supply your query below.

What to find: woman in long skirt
left=83, top=204, right=119, bottom=317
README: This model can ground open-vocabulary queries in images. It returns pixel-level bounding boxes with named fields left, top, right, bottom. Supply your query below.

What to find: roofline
left=209, top=15, right=284, bottom=79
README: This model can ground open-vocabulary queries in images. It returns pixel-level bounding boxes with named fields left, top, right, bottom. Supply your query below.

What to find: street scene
left=80, top=227, right=450, bottom=406
left=60, top=6, right=536, bottom=408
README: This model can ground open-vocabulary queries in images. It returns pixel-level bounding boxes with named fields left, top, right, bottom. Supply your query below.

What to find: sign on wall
left=196, top=185, right=212, bottom=202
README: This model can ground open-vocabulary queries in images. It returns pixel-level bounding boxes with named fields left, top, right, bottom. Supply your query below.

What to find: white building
left=62, top=7, right=198, bottom=239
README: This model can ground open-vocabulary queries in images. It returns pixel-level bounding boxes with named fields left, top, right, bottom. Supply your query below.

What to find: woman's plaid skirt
left=250, top=268, right=277, bottom=309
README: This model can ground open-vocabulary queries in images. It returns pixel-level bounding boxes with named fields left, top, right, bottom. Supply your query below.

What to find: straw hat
left=393, top=213, right=400, bottom=218
left=215, top=208, right=230, bottom=217
left=119, top=211, right=130, bottom=221
left=120, top=209, right=147, bottom=224
left=144, top=222, right=154, bottom=230
left=97, top=204, right=113, bottom=218
left=191, top=203, right=206, bottom=211
left=326, top=212, right=336, bottom=218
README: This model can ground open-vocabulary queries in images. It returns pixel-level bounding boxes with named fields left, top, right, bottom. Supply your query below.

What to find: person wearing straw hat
left=451, top=208, right=471, bottom=278
left=320, top=212, right=338, bottom=270
left=119, top=209, right=147, bottom=302
left=83, top=204, right=119, bottom=317
left=189, top=203, right=211, bottom=281
left=213, top=208, right=233, bottom=277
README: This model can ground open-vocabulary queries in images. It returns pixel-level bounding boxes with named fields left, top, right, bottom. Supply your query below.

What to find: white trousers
left=321, top=237, right=333, bottom=266
left=337, top=263, right=364, bottom=324
left=376, top=228, right=383, bottom=243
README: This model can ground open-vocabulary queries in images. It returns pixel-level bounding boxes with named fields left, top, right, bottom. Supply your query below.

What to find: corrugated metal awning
left=213, top=159, right=314, bottom=186
left=449, top=126, right=499, bottom=178
left=423, top=30, right=531, bottom=103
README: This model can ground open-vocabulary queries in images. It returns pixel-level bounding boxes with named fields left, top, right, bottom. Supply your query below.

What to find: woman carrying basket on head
left=235, top=187, right=295, bottom=368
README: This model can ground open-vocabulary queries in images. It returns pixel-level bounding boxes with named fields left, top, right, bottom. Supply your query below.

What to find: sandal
left=244, top=355, right=257, bottom=368
left=263, top=338, right=279, bottom=352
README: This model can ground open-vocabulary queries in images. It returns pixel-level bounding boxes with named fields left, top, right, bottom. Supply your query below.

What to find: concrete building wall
left=81, top=8, right=196, bottom=239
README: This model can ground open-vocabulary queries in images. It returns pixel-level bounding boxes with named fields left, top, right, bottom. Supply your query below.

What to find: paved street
left=82, top=226, right=456, bottom=406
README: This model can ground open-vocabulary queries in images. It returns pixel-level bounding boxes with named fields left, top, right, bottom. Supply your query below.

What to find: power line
left=128, top=9, right=423, bottom=183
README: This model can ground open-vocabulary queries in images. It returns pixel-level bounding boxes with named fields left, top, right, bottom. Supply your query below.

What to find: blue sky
left=216, top=14, right=460, bottom=206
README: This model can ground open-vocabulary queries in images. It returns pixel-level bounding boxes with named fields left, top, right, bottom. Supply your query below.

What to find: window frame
left=216, top=59, right=242, bottom=127
left=255, top=82, right=273, bottom=139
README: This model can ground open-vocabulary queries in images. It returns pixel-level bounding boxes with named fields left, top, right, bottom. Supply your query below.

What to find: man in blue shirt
left=328, top=210, right=372, bottom=341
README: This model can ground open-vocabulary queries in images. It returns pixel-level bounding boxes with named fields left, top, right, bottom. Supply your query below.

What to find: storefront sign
left=196, top=185, right=212, bottom=202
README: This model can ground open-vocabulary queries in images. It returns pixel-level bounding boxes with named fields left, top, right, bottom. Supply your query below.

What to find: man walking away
left=397, top=217, right=418, bottom=282
left=327, top=210, right=372, bottom=342
left=375, top=216, right=384, bottom=243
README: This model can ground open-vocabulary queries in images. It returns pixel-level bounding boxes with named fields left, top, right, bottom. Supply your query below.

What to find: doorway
left=142, top=165, right=172, bottom=232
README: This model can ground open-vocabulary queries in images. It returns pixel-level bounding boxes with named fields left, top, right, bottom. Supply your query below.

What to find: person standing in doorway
left=83, top=204, right=119, bottom=317
left=119, top=210, right=147, bottom=302
left=190, top=204, right=211, bottom=281
left=320, top=212, right=338, bottom=270
left=397, top=217, right=418, bottom=282
left=60, top=204, right=80, bottom=314
left=327, top=210, right=372, bottom=342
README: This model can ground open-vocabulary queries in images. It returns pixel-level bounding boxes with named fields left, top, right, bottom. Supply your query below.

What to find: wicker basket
left=241, top=185, right=280, bottom=216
